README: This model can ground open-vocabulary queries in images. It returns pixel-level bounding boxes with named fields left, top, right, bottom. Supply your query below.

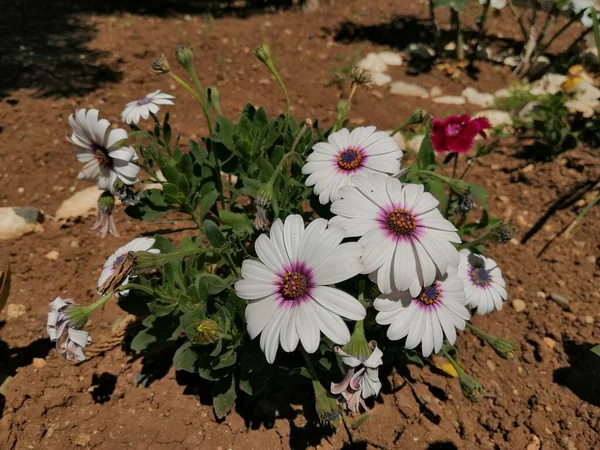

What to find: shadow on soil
left=0, top=321, right=54, bottom=419
left=553, top=339, right=600, bottom=407
left=0, top=0, right=301, bottom=99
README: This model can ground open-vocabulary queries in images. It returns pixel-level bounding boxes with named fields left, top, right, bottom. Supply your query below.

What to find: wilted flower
left=453, top=192, right=474, bottom=217
left=60, top=328, right=92, bottom=363
left=431, top=114, right=491, bottom=153
left=47, top=297, right=92, bottom=363
left=331, top=341, right=383, bottom=412
left=457, top=250, right=508, bottom=315
left=151, top=54, right=170, bottom=74
left=91, top=191, right=118, bottom=238
left=114, top=181, right=138, bottom=206
left=121, top=90, right=175, bottom=125
left=349, top=67, right=373, bottom=90
left=490, top=221, right=517, bottom=244
left=253, top=196, right=271, bottom=231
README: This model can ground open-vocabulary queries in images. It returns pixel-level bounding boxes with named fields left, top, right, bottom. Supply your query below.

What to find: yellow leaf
left=568, top=64, right=585, bottom=76
left=561, top=75, right=584, bottom=93
left=431, top=355, right=459, bottom=378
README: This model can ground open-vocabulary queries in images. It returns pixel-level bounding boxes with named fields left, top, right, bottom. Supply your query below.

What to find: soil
left=1, top=0, right=599, bottom=449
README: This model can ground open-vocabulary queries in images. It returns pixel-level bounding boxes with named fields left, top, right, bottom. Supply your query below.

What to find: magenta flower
left=431, top=114, right=491, bottom=153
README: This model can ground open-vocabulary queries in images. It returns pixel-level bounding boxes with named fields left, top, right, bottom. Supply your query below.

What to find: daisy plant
left=51, top=43, right=520, bottom=428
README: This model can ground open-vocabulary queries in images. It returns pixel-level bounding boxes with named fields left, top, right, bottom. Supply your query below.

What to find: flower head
left=69, top=109, right=140, bottom=193
left=431, top=114, right=491, bottom=153
left=47, top=297, right=92, bottom=363
left=121, top=90, right=175, bottom=125
left=234, top=215, right=366, bottom=363
left=457, top=250, right=507, bottom=315
left=91, top=191, right=118, bottom=238
left=303, top=127, right=403, bottom=204
left=98, top=237, right=159, bottom=295
left=374, top=270, right=470, bottom=357
left=331, top=341, right=383, bottom=412
left=330, top=173, right=461, bottom=296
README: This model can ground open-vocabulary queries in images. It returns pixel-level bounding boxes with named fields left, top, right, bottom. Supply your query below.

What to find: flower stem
left=168, top=71, right=213, bottom=137
left=334, top=84, right=358, bottom=131
left=286, top=119, right=312, bottom=177
left=451, top=8, right=465, bottom=60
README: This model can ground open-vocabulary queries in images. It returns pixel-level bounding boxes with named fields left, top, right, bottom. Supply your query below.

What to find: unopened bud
left=488, top=337, right=521, bottom=360
left=195, top=319, right=219, bottom=344
left=175, top=44, right=194, bottom=71
left=98, top=191, right=115, bottom=214
left=254, top=43, right=271, bottom=65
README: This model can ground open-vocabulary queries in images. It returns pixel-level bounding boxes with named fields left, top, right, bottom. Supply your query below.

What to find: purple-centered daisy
left=121, top=90, right=175, bottom=125
left=234, top=215, right=366, bottom=363
left=302, top=126, right=403, bottom=205
left=330, top=173, right=461, bottom=297
left=374, top=270, right=469, bottom=357
left=457, top=249, right=508, bottom=315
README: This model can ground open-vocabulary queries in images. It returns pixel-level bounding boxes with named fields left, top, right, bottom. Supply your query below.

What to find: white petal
left=310, top=286, right=366, bottom=321
left=421, top=313, right=434, bottom=357
left=241, top=259, right=278, bottom=283
left=296, top=301, right=320, bottom=353
left=312, top=242, right=362, bottom=285
left=260, top=308, right=287, bottom=363
left=255, top=233, right=285, bottom=273
left=283, top=215, right=305, bottom=262
left=316, top=304, right=351, bottom=344
left=234, top=279, right=276, bottom=300
left=405, top=309, right=426, bottom=349
left=392, top=240, right=417, bottom=292
left=360, top=228, right=393, bottom=274
left=106, top=128, right=128, bottom=150
left=246, top=295, right=278, bottom=339
left=280, top=308, right=300, bottom=352
left=352, top=174, right=391, bottom=208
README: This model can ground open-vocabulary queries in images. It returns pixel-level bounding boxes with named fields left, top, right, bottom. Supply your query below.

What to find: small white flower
left=234, top=215, right=366, bottom=363
left=98, top=237, right=159, bottom=293
left=330, top=173, right=461, bottom=297
left=121, top=90, right=175, bottom=125
left=69, top=109, right=140, bottom=193
left=479, top=0, right=507, bottom=9
left=302, top=126, right=403, bottom=204
left=47, top=297, right=74, bottom=342
left=457, top=249, right=507, bottom=315
left=331, top=341, right=383, bottom=412
left=374, top=270, right=470, bottom=357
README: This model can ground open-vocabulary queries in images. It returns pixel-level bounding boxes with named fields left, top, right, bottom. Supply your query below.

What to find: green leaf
left=130, top=330, right=157, bottom=352
left=239, top=370, right=270, bottom=396
left=204, top=220, right=226, bottom=248
left=417, top=134, right=435, bottom=169
left=212, top=350, right=237, bottom=370
left=290, top=367, right=311, bottom=379
left=196, top=273, right=229, bottom=298
left=425, top=179, right=448, bottom=213
left=189, top=138, right=209, bottom=160
left=592, top=345, right=600, bottom=357
left=198, top=186, right=219, bottom=221
left=125, top=189, right=173, bottom=221
left=173, top=342, right=198, bottom=373
left=213, top=376, right=237, bottom=419
left=219, top=210, right=254, bottom=235
left=469, top=184, right=488, bottom=209
left=352, top=414, right=371, bottom=430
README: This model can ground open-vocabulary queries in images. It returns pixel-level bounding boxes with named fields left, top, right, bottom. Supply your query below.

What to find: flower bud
left=131, top=250, right=165, bottom=273
left=151, top=54, right=171, bottom=74
left=314, top=380, right=341, bottom=424
left=458, top=370, right=483, bottom=403
left=254, top=43, right=272, bottom=65
left=195, top=319, right=219, bottom=344
left=488, top=337, right=521, bottom=360
left=175, top=44, right=194, bottom=71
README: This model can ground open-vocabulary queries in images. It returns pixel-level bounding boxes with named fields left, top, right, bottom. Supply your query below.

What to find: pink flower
left=431, top=114, right=491, bottom=153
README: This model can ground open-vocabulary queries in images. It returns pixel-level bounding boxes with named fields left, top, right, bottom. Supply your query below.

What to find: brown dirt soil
left=1, top=0, right=600, bottom=449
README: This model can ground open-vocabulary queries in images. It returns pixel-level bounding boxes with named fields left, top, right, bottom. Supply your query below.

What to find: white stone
left=390, top=81, right=429, bottom=98
left=377, top=51, right=403, bottom=66
left=475, top=110, right=512, bottom=128
left=533, top=73, right=567, bottom=95
left=432, top=95, right=466, bottom=105
left=494, top=88, right=511, bottom=98
left=503, top=56, right=520, bottom=67
left=407, top=135, right=425, bottom=153
left=357, top=52, right=388, bottom=73
left=370, top=72, right=392, bottom=86
left=566, top=99, right=597, bottom=118
left=461, top=87, right=495, bottom=107
left=54, top=186, right=102, bottom=222
left=430, top=86, right=443, bottom=97
left=574, top=80, right=600, bottom=100
left=45, top=250, right=59, bottom=261
left=0, top=207, right=44, bottom=240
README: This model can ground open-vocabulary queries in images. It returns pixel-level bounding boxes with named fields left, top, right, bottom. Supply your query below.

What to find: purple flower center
left=417, top=283, right=440, bottom=306
left=386, top=209, right=417, bottom=237
left=136, top=96, right=153, bottom=106
left=470, top=267, right=491, bottom=287
left=337, top=148, right=363, bottom=171
left=445, top=123, right=462, bottom=137
left=91, top=143, right=111, bottom=168
left=114, top=254, right=126, bottom=269
left=279, top=271, right=308, bottom=300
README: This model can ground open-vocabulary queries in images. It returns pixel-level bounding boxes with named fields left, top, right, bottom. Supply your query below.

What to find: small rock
left=390, top=81, right=429, bottom=98
left=549, top=293, right=570, bottom=311
left=430, top=86, right=443, bottom=97
left=486, top=359, right=496, bottom=372
left=75, top=433, right=91, bottom=447
left=584, top=315, right=595, bottom=325
left=32, top=358, right=46, bottom=369
left=408, top=43, right=436, bottom=61
left=512, top=299, right=526, bottom=312
left=557, top=279, right=566, bottom=287
left=407, top=135, right=425, bottom=153
left=503, top=56, right=520, bottom=67
left=45, top=250, right=59, bottom=261
left=462, top=87, right=495, bottom=107
left=494, top=88, right=511, bottom=98
left=55, top=186, right=102, bottom=222
left=70, top=240, right=80, bottom=248
left=566, top=99, right=597, bottom=118
left=5, top=303, right=26, bottom=318
left=377, top=51, right=403, bottom=66
left=370, top=72, right=392, bottom=86
left=543, top=337, right=557, bottom=349
left=432, top=95, right=466, bottom=105
left=357, top=52, right=387, bottom=73
left=475, top=110, right=512, bottom=128
left=302, top=0, right=319, bottom=13
left=526, top=434, right=541, bottom=450
left=0, top=207, right=44, bottom=240
left=536, top=291, right=547, bottom=299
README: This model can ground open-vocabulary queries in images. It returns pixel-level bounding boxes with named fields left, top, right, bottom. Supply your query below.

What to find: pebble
left=526, top=434, right=541, bottom=450
left=5, top=303, right=26, bottom=318
left=32, top=358, right=46, bottom=369
left=357, top=52, right=388, bottom=73
left=377, top=51, right=403, bottom=66
left=0, top=207, right=44, bottom=240
left=584, top=315, right=595, bottom=325
left=543, top=337, right=557, bottom=349
left=75, top=434, right=91, bottom=447
left=70, top=240, right=80, bottom=248
left=486, top=359, right=496, bottom=372
left=549, top=293, right=570, bottom=311
left=536, top=291, right=547, bottom=299
left=475, top=110, right=512, bottom=128
left=389, top=81, right=429, bottom=98
left=55, top=186, right=102, bottom=221
left=430, top=86, right=442, bottom=97
left=432, top=95, right=466, bottom=105
left=512, top=299, right=526, bottom=312
left=370, top=72, right=392, bottom=86
left=17, top=187, right=25, bottom=194
left=462, top=87, right=495, bottom=107
left=45, top=250, right=59, bottom=261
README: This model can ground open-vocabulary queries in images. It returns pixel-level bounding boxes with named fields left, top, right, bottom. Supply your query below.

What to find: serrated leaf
left=219, top=210, right=254, bottom=235
left=213, top=376, right=237, bottom=419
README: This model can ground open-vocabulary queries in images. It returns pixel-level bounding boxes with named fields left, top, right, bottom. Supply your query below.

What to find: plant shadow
left=553, top=338, right=600, bottom=407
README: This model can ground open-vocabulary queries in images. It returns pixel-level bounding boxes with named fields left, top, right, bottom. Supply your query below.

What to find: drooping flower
left=98, top=237, right=159, bottom=294
left=121, top=90, right=175, bottom=125
left=234, top=215, right=366, bottom=363
left=302, top=126, right=403, bottom=204
left=431, top=114, right=491, bottom=153
left=91, top=191, right=118, bottom=238
left=374, top=270, right=470, bottom=357
left=69, top=109, right=140, bottom=193
left=478, top=0, right=507, bottom=9
left=330, top=173, right=461, bottom=297
left=457, top=249, right=508, bottom=315
left=331, top=341, right=383, bottom=412
left=47, top=297, right=92, bottom=363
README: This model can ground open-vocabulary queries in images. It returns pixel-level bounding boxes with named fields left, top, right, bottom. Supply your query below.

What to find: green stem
left=120, top=282, right=155, bottom=296
left=187, top=69, right=214, bottom=138
left=457, top=223, right=501, bottom=249
left=334, top=84, right=358, bottom=132
left=267, top=61, right=290, bottom=116
left=87, top=292, right=113, bottom=313
left=169, top=71, right=213, bottom=137
left=451, top=8, right=465, bottom=60
left=466, top=322, right=493, bottom=341
left=440, top=347, right=465, bottom=376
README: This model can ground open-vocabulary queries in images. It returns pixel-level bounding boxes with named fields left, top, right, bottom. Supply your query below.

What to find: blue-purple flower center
left=114, top=254, right=126, bottom=269
left=280, top=271, right=308, bottom=300
left=470, top=267, right=491, bottom=286
left=417, top=283, right=440, bottom=306
left=445, top=123, right=462, bottom=137
left=137, top=96, right=153, bottom=106
left=337, top=148, right=363, bottom=171
left=386, top=209, right=417, bottom=237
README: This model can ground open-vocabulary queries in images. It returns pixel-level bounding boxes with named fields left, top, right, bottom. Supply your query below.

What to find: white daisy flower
left=98, top=237, right=159, bottom=293
left=478, top=0, right=507, bottom=9
left=121, top=90, right=175, bottom=125
left=457, top=249, right=508, bottom=315
left=302, top=126, right=403, bottom=205
left=374, top=270, right=470, bottom=357
left=330, top=173, right=461, bottom=297
left=234, top=215, right=366, bottom=363
left=69, top=109, right=140, bottom=193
